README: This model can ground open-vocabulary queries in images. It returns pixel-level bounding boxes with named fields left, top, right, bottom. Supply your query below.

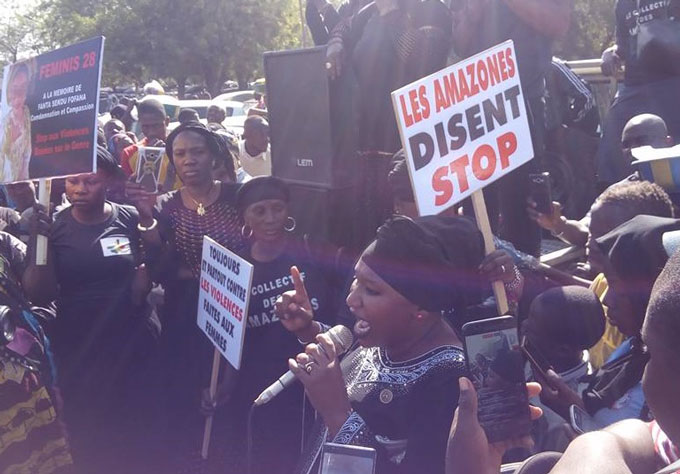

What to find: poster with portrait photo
left=0, top=36, right=105, bottom=184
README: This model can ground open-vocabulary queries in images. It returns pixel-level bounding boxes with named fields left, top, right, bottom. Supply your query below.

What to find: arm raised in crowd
left=326, top=2, right=377, bottom=80
left=22, top=204, right=58, bottom=306
left=124, top=181, right=177, bottom=282
left=501, top=0, right=573, bottom=39
left=527, top=199, right=589, bottom=247
left=275, top=265, right=325, bottom=343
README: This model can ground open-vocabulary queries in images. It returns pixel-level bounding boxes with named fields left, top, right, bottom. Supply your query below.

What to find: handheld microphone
left=253, top=325, right=353, bottom=406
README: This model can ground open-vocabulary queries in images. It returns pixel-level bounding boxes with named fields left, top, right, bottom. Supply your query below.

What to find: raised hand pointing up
left=275, top=266, right=321, bottom=343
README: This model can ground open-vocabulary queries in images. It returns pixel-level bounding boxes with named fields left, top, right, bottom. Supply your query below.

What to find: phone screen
left=320, top=445, right=376, bottom=474
left=465, top=322, right=531, bottom=443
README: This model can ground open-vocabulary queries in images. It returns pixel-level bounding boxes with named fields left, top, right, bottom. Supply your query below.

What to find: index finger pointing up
left=290, top=266, right=309, bottom=299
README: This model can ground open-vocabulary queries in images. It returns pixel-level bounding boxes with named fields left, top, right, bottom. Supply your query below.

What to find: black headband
left=236, top=176, right=290, bottom=215
left=360, top=216, right=486, bottom=312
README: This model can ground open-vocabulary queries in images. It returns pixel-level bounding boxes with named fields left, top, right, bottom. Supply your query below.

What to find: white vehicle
left=169, top=100, right=248, bottom=136
left=214, top=90, right=255, bottom=103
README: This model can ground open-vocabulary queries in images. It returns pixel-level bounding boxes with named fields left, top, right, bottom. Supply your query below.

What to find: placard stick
left=36, top=179, right=52, bottom=266
left=471, top=190, right=509, bottom=315
left=201, top=348, right=221, bottom=459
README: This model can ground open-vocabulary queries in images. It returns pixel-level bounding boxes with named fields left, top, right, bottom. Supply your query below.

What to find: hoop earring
left=241, top=225, right=253, bottom=239
left=284, top=216, right=297, bottom=232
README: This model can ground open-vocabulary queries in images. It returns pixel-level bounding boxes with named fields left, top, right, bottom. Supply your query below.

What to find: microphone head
left=327, top=325, right=354, bottom=355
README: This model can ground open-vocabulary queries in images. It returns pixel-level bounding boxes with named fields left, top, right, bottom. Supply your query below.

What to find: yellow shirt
left=588, top=273, right=626, bottom=369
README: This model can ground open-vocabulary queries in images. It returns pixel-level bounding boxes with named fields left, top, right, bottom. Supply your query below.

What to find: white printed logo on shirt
left=100, top=237, right=132, bottom=257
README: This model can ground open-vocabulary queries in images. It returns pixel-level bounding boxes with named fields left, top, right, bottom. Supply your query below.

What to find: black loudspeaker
left=287, top=184, right=356, bottom=249
left=264, top=46, right=357, bottom=189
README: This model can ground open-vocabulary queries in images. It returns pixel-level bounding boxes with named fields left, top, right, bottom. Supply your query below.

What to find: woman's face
left=244, top=199, right=288, bottom=243
left=172, top=131, right=214, bottom=186
left=602, top=273, right=641, bottom=337
left=642, top=317, right=680, bottom=445
left=65, top=171, right=107, bottom=211
left=9, top=70, right=28, bottom=111
left=346, top=259, right=419, bottom=349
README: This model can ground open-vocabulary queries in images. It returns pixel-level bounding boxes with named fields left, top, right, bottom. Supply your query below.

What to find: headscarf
left=165, top=121, right=225, bottom=165
left=360, top=215, right=486, bottom=312
left=596, top=214, right=680, bottom=319
left=236, top=176, right=290, bottom=217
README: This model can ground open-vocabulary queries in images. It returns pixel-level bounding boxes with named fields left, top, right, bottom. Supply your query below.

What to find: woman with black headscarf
left=203, top=176, right=340, bottom=473
left=535, top=214, right=680, bottom=428
left=125, top=122, right=245, bottom=468
left=275, top=215, right=488, bottom=474
left=24, top=146, right=158, bottom=472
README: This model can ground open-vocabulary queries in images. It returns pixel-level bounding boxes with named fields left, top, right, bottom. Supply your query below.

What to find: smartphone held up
left=529, top=172, right=552, bottom=215
left=462, top=316, right=532, bottom=443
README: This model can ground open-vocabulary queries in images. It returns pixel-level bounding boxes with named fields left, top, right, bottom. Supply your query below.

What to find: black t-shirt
left=49, top=203, right=144, bottom=347
left=616, top=0, right=680, bottom=85
left=233, top=239, right=337, bottom=407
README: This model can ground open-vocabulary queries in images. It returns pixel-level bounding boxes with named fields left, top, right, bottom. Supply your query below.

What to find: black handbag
left=581, top=341, right=649, bottom=417
left=636, top=0, right=680, bottom=75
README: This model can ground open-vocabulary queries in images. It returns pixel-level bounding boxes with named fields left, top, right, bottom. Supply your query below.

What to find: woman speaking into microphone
left=276, top=215, right=487, bottom=474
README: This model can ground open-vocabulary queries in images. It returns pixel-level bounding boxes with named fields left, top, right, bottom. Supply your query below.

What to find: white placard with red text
left=391, top=40, right=534, bottom=216
left=197, top=236, right=253, bottom=369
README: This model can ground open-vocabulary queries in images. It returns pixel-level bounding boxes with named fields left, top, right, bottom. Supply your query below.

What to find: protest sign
left=197, top=236, right=253, bottom=370
left=0, top=37, right=104, bottom=184
left=197, top=236, right=253, bottom=458
left=391, top=40, right=534, bottom=216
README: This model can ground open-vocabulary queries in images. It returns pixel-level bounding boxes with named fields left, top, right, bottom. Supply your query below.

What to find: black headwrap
left=96, top=145, right=126, bottom=180
left=596, top=214, right=680, bottom=319
left=360, top=216, right=486, bottom=312
left=165, top=121, right=225, bottom=165
left=236, top=176, right=290, bottom=216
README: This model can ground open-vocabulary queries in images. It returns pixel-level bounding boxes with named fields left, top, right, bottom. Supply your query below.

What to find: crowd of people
left=2, top=0, right=680, bottom=473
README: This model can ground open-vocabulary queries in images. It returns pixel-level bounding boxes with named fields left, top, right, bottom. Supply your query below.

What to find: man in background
left=235, top=116, right=271, bottom=180
left=451, top=0, right=574, bottom=256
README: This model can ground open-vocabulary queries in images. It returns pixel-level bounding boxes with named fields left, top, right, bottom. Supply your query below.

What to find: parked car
left=169, top=99, right=248, bottom=136
left=214, top=90, right=255, bottom=103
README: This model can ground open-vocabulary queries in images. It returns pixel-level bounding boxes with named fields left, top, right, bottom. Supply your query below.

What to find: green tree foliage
left=17, top=0, right=617, bottom=90
left=0, top=1, right=42, bottom=67
left=32, top=0, right=303, bottom=94
left=556, top=0, right=617, bottom=60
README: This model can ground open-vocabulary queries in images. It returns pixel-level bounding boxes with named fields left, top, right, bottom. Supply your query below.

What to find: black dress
left=298, top=345, right=465, bottom=474
left=146, top=183, right=246, bottom=466
left=48, top=203, right=156, bottom=472
left=330, top=2, right=452, bottom=247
